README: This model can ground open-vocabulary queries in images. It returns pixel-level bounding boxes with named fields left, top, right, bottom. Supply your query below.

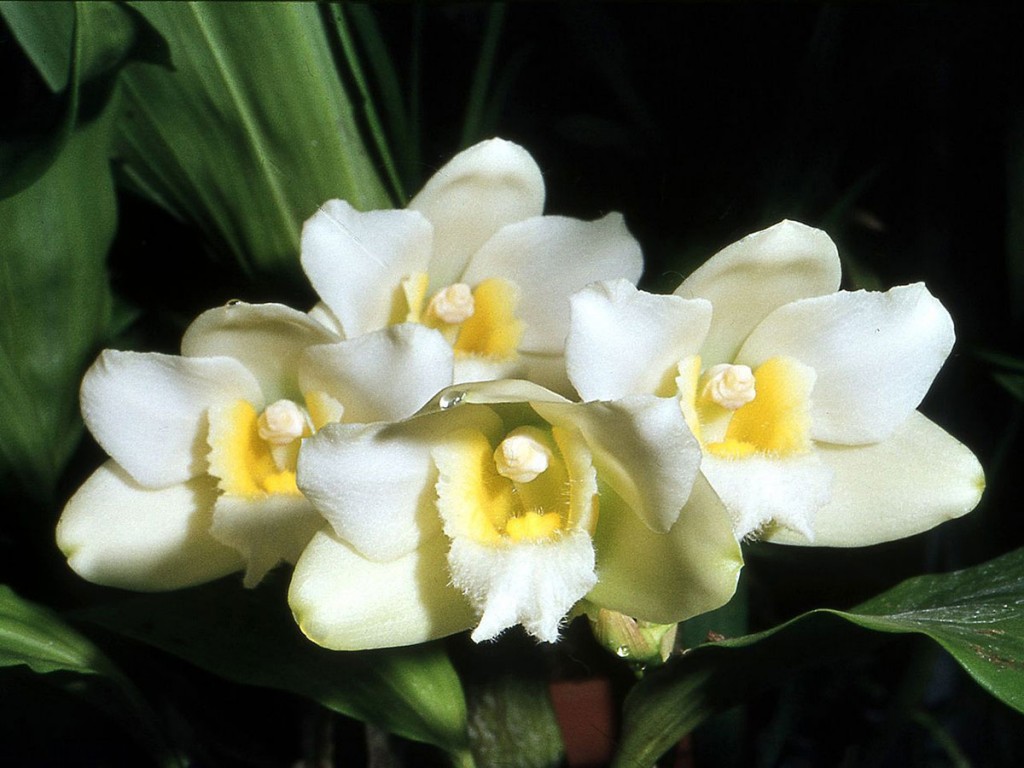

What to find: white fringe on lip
left=447, top=528, right=597, bottom=644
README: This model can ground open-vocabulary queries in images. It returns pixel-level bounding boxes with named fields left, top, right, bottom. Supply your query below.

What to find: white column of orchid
left=299, top=138, right=644, bottom=393
left=57, top=302, right=454, bottom=590
left=565, top=220, right=984, bottom=545
left=289, top=380, right=742, bottom=650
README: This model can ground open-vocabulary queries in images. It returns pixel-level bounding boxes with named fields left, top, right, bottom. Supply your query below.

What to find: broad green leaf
left=0, top=2, right=168, bottom=197
left=81, top=575, right=469, bottom=753
left=0, top=585, right=181, bottom=766
left=614, top=548, right=1024, bottom=767
left=0, top=1, right=79, bottom=197
left=115, top=2, right=392, bottom=277
left=0, top=101, right=117, bottom=500
left=1, top=1, right=75, bottom=93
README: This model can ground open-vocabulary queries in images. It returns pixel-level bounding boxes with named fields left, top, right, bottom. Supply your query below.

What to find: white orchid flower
left=565, top=221, right=984, bottom=545
left=57, top=302, right=453, bottom=590
left=289, top=380, right=741, bottom=650
left=300, top=138, right=643, bottom=392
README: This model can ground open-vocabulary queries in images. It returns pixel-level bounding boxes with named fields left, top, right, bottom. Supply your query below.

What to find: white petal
left=307, top=302, right=345, bottom=336
left=675, top=220, right=841, bottom=364
left=289, top=528, right=475, bottom=650
left=210, top=494, right=323, bottom=588
left=56, top=460, right=243, bottom=590
left=300, top=324, right=454, bottom=424
left=519, top=352, right=575, bottom=398
left=462, top=213, right=644, bottom=354
left=409, top=138, right=545, bottom=288
left=737, top=283, right=955, bottom=445
left=587, top=475, right=742, bottom=624
left=421, top=378, right=570, bottom=414
left=81, top=350, right=262, bottom=488
left=300, top=200, right=433, bottom=336
left=700, top=452, right=834, bottom=541
left=566, top=280, right=712, bottom=401
left=182, top=302, right=338, bottom=404
left=440, top=378, right=569, bottom=409
left=296, top=421, right=439, bottom=562
left=766, top=412, right=985, bottom=547
left=452, top=355, right=525, bottom=386
left=535, top=395, right=701, bottom=533
left=448, top=530, right=597, bottom=643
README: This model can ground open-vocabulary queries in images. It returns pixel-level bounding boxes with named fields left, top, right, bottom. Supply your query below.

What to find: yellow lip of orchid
left=290, top=378, right=741, bottom=650
left=680, top=355, right=817, bottom=460
left=402, top=274, right=526, bottom=364
left=207, top=399, right=309, bottom=499
left=300, top=138, right=643, bottom=391
left=565, top=221, right=984, bottom=547
left=435, top=424, right=595, bottom=547
left=57, top=303, right=458, bottom=593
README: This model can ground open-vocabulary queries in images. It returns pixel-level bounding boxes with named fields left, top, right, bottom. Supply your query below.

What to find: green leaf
left=0, top=2, right=167, bottom=197
left=993, top=371, right=1024, bottom=402
left=0, top=1, right=75, bottom=92
left=115, top=2, right=392, bottom=277
left=328, top=3, right=408, bottom=204
left=974, top=348, right=1024, bottom=374
left=0, top=585, right=113, bottom=676
left=0, top=1, right=80, bottom=197
left=614, top=548, right=1024, bottom=767
left=0, top=585, right=181, bottom=766
left=459, top=4, right=507, bottom=150
left=0, top=99, right=117, bottom=500
left=81, top=575, right=469, bottom=754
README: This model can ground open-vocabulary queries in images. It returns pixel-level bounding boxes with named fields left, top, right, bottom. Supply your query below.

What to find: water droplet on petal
left=439, top=390, right=466, bottom=409
left=225, top=298, right=242, bottom=307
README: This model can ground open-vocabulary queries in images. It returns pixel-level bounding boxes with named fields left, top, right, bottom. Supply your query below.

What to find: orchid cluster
left=57, top=139, right=984, bottom=653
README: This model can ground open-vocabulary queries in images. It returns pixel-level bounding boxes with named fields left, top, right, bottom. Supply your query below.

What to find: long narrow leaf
left=116, top=2, right=391, bottom=277
left=459, top=4, right=507, bottom=149
left=326, top=3, right=406, bottom=204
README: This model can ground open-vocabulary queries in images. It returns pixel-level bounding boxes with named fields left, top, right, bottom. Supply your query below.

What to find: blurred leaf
left=1, top=1, right=74, bottom=92
left=994, top=371, right=1024, bottom=402
left=329, top=3, right=408, bottom=204
left=459, top=4, right=507, bottom=150
left=115, top=2, right=391, bottom=278
left=614, top=548, right=1024, bottom=767
left=0, top=1, right=79, bottom=197
left=973, top=348, right=1024, bottom=373
left=0, top=1, right=168, bottom=197
left=81, top=575, right=470, bottom=754
left=2, top=1, right=169, bottom=91
left=0, top=584, right=114, bottom=676
left=0, top=585, right=181, bottom=766
left=0, top=99, right=116, bottom=501
left=975, top=349, right=1024, bottom=401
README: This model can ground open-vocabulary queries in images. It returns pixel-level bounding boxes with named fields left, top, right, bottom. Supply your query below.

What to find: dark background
left=4, top=3, right=1024, bottom=766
